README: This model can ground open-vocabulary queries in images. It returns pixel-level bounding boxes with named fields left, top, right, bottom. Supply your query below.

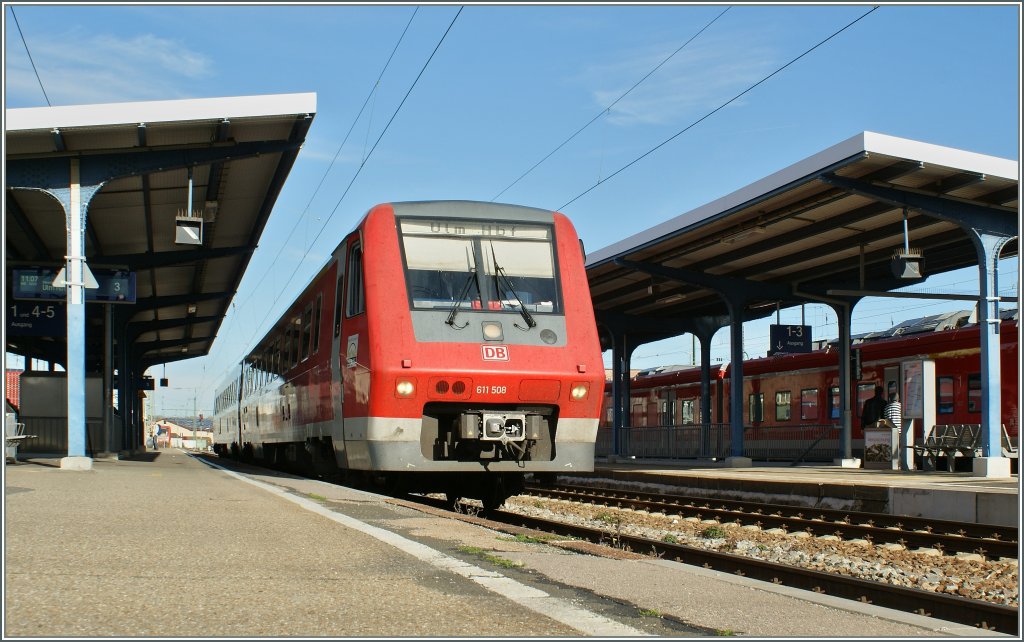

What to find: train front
left=357, top=201, right=604, bottom=501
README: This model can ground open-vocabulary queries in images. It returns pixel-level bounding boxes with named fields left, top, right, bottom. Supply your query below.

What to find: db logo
left=481, top=345, right=509, bottom=361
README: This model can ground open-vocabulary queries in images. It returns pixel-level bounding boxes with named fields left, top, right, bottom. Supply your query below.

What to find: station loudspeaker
left=175, top=214, right=204, bottom=245
left=891, top=250, right=924, bottom=279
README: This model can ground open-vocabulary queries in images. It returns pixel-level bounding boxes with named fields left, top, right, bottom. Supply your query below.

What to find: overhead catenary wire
left=9, top=6, right=51, bottom=106
left=229, top=6, right=465, bottom=372
left=559, top=5, right=880, bottom=211
left=491, top=6, right=731, bottom=203
left=198, top=7, right=422, bottom=392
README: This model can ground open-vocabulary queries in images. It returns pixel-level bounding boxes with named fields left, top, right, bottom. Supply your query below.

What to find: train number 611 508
left=476, top=385, right=507, bottom=395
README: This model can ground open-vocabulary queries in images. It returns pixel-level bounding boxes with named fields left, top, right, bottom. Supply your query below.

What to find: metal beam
left=820, top=173, right=1017, bottom=237
left=6, top=192, right=52, bottom=261
left=615, top=259, right=794, bottom=303
left=90, top=245, right=253, bottom=270
left=131, top=291, right=232, bottom=311
left=126, top=315, right=221, bottom=342
left=7, top=139, right=304, bottom=191
left=828, top=289, right=1018, bottom=302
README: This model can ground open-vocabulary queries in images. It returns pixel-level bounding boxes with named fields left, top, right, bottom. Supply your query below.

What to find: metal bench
left=5, top=421, right=37, bottom=464
left=914, top=424, right=1015, bottom=471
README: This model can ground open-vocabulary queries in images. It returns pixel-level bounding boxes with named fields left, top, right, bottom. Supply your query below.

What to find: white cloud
left=582, top=32, right=777, bottom=127
left=5, top=28, right=213, bottom=106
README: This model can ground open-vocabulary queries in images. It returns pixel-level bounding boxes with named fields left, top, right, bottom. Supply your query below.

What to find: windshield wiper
left=490, top=244, right=536, bottom=330
left=446, top=262, right=479, bottom=329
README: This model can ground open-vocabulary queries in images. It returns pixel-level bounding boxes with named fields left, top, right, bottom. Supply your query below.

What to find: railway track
left=204, top=454, right=1018, bottom=635
left=459, top=501, right=1019, bottom=636
left=522, top=482, right=1020, bottom=560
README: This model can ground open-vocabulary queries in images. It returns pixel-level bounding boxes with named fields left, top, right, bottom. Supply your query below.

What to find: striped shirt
left=883, top=401, right=902, bottom=430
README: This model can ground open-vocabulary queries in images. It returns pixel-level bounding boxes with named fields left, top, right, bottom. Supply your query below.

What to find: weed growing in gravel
left=715, top=629, right=737, bottom=636
left=307, top=493, right=327, bottom=502
left=638, top=608, right=662, bottom=618
left=701, top=525, right=727, bottom=539
left=662, top=534, right=679, bottom=544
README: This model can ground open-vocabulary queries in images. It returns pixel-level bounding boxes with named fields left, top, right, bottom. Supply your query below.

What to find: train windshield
left=399, top=218, right=561, bottom=315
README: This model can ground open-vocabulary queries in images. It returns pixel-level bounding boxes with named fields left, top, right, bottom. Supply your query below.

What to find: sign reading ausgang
left=6, top=301, right=67, bottom=336
left=12, top=267, right=136, bottom=303
left=768, top=324, right=812, bottom=355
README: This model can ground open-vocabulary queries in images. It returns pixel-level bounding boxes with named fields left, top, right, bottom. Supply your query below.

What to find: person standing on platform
left=860, top=385, right=885, bottom=427
left=883, top=392, right=902, bottom=433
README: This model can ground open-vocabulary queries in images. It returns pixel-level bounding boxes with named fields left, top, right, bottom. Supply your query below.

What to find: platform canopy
left=5, top=93, right=316, bottom=370
left=585, top=131, right=1019, bottom=346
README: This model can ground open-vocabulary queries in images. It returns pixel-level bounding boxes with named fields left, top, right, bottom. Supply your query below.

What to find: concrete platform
left=583, top=457, right=1020, bottom=527
left=2, top=450, right=1012, bottom=637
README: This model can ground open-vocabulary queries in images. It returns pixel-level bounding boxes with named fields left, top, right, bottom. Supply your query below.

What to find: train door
left=884, top=366, right=899, bottom=402
left=329, top=246, right=347, bottom=464
left=340, top=231, right=371, bottom=467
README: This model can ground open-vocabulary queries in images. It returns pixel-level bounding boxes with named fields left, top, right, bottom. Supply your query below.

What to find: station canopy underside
left=5, top=93, right=316, bottom=370
left=585, top=131, right=1019, bottom=347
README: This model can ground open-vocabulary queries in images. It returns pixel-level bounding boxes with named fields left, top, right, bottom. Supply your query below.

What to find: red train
left=213, top=201, right=604, bottom=508
left=600, top=310, right=1019, bottom=459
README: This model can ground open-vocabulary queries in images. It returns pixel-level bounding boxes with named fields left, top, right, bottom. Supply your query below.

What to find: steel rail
left=524, top=483, right=1019, bottom=559
left=485, top=507, right=1018, bottom=635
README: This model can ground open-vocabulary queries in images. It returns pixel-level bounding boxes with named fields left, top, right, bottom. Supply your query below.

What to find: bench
left=5, top=422, right=37, bottom=464
left=913, top=424, right=1016, bottom=471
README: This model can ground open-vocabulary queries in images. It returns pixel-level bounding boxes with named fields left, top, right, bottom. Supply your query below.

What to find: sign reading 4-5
left=6, top=302, right=67, bottom=336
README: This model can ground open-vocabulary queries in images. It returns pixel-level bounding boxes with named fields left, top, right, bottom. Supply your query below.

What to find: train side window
left=284, top=326, right=293, bottom=370
left=967, top=373, right=982, bottom=413
left=291, top=316, right=302, bottom=367
left=801, top=388, right=819, bottom=421
left=748, top=393, right=763, bottom=423
left=347, top=243, right=365, bottom=317
left=301, top=304, right=313, bottom=362
left=334, top=273, right=344, bottom=337
left=937, top=376, right=955, bottom=414
left=312, top=294, right=323, bottom=354
left=829, top=386, right=840, bottom=420
left=775, top=391, right=792, bottom=421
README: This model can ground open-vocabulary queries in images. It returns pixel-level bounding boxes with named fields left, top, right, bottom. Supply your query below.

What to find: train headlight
left=570, top=383, right=589, bottom=401
left=482, top=321, right=503, bottom=341
left=395, top=379, right=415, bottom=398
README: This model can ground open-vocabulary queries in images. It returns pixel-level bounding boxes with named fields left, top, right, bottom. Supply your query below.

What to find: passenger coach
left=214, top=201, right=604, bottom=508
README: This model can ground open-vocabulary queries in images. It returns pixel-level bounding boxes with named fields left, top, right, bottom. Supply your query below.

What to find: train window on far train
left=937, top=376, right=955, bottom=414
left=775, top=391, right=792, bottom=421
left=749, top=393, right=764, bottom=423
left=801, top=388, right=819, bottom=420
left=967, top=374, right=982, bottom=413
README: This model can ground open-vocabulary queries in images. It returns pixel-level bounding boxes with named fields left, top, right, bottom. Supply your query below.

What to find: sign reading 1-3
left=768, top=324, right=812, bottom=355
left=12, top=267, right=136, bottom=303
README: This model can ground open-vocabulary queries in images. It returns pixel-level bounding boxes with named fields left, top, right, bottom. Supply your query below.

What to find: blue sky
left=4, top=3, right=1020, bottom=418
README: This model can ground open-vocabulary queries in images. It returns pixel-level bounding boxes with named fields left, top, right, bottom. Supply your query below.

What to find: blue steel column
left=972, top=232, right=1011, bottom=459
left=726, top=299, right=745, bottom=458
left=833, top=301, right=854, bottom=461
left=697, top=331, right=713, bottom=458
left=26, top=160, right=102, bottom=466
left=610, top=332, right=632, bottom=457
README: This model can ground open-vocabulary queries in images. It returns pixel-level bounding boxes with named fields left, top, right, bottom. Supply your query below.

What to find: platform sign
left=6, top=301, right=67, bottom=336
left=12, top=267, right=136, bottom=303
left=768, top=324, right=811, bottom=356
